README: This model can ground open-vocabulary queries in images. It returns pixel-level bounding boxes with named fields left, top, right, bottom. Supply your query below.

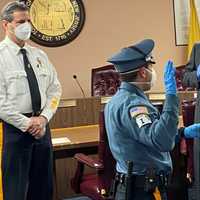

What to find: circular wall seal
left=23, top=0, right=85, bottom=47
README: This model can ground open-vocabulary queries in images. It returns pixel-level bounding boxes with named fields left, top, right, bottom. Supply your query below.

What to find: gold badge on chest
left=36, top=57, right=42, bottom=68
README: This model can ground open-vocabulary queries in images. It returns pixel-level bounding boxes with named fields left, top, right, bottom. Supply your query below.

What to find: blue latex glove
left=196, top=64, right=200, bottom=81
left=164, top=60, right=177, bottom=95
left=184, top=124, right=200, bottom=138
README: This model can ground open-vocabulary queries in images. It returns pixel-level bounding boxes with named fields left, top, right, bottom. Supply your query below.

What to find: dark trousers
left=1, top=122, right=53, bottom=200
left=115, top=183, right=156, bottom=200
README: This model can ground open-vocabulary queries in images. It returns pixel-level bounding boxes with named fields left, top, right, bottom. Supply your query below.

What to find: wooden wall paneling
left=50, top=92, right=197, bottom=129
left=50, top=97, right=101, bottom=129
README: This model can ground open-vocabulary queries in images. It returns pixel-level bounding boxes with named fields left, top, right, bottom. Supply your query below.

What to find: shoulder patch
left=130, top=106, right=148, bottom=118
left=135, top=114, right=152, bottom=128
left=50, top=97, right=59, bottom=110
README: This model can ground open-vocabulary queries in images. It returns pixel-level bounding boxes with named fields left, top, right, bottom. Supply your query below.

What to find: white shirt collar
left=3, top=36, right=31, bottom=55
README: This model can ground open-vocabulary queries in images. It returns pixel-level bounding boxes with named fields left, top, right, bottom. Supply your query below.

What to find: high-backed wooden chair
left=71, top=111, right=116, bottom=200
left=91, top=65, right=120, bottom=97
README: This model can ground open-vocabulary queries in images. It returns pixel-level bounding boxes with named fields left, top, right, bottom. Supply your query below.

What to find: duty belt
left=115, top=170, right=169, bottom=190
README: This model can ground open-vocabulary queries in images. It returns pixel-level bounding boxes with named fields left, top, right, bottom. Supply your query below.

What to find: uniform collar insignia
left=4, top=36, right=31, bottom=55
left=37, top=57, right=42, bottom=68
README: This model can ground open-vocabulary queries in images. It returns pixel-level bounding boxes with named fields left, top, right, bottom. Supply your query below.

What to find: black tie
left=20, top=48, right=41, bottom=115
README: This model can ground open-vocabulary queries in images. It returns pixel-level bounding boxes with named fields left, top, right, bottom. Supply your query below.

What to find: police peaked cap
left=107, top=39, right=155, bottom=73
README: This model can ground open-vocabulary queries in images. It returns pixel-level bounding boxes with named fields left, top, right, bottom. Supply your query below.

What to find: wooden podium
left=50, top=97, right=100, bottom=128
left=50, top=96, right=107, bottom=128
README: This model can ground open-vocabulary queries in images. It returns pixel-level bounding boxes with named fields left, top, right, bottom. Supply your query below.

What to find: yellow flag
left=188, top=0, right=200, bottom=58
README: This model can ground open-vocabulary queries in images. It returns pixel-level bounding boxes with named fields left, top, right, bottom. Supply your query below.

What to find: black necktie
left=20, top=48, right=41, bottom=115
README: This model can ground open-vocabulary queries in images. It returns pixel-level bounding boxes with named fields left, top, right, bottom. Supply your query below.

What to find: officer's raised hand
left=164, top=60, right=177, bottom=95
left=184, top=124, right=200, bottom=138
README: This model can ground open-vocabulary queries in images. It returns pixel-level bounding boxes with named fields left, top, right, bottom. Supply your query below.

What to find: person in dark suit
left=183, top=42, right=200, bottom=200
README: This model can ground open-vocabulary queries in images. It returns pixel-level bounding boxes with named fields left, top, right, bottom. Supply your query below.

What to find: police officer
left=0, top=1, right=62, bottom=200
left=105, top=39, right=200, bottom=200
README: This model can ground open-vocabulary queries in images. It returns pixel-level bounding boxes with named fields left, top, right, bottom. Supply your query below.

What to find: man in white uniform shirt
left=0, top=1, right=62, bottom=200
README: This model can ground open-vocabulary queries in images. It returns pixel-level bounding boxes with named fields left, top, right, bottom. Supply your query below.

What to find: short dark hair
left=1, top=1, right=28, bottom=22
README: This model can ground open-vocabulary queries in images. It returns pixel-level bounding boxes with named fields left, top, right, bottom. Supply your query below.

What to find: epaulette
left=28, top=45, right=46, bottom=57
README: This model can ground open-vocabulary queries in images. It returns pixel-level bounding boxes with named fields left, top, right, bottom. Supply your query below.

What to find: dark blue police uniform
left=105, top=39, right=179, bottom=200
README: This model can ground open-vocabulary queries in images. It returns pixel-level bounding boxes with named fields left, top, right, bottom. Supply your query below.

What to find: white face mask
left=14, top=22, right=32, bottom=41
left=129, top=67, right=157, bottom=87
left=147, top=68, right=157, bottom=87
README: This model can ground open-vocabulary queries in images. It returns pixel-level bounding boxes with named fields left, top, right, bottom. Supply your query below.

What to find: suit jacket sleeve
left=183, top=43, right=199, bottom=88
